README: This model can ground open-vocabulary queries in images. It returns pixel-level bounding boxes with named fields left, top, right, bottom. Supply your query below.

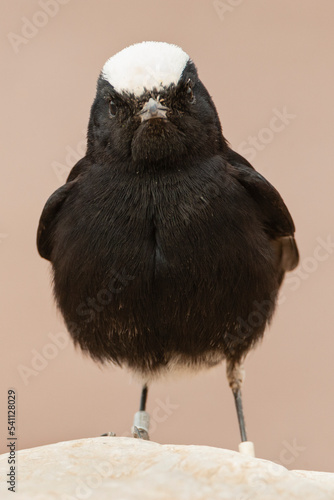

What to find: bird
left=37, top=41, right=299, bottom=448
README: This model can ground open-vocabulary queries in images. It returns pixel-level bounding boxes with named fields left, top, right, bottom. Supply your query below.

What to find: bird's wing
left=227, top=148, right=299, bottom=271
left=37, top=180, right=76, bottom=261
left=37, top=157, right=90, bottom=261
left=66, top=156, right=91, bottom=182
left=226, top=148, right=255, bottom=171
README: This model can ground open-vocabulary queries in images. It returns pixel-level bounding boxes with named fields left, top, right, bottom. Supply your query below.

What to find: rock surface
left=0, top=437, right=333, bottom=499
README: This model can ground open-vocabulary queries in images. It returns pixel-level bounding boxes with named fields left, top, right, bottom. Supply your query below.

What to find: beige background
left=1, top=0, right=334, bottom=472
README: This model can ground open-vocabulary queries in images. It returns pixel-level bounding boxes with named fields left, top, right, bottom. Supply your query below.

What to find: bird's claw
left=132, top=426, right=150, bottom=440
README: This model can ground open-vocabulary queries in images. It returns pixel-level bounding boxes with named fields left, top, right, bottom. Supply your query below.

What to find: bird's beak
left=137, top=98, right=169, bottom=122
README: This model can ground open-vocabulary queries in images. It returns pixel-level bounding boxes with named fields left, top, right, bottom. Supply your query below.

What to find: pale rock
left=0, top=437, right=333, bottom=499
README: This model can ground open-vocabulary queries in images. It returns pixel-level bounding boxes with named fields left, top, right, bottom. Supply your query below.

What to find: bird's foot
left=100, top=431, right=116, bottom=437
left=132, top=410, right=150, bottom=440
left=132, top=426, right=150, bottom=440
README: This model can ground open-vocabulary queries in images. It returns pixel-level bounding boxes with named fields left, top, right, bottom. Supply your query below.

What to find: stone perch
left=0, top=437, right=333, bottom=499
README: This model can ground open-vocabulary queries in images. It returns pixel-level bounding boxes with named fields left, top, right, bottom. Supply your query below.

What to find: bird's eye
left=186, top=80, right=195, bottom=104
left=109, top=101, right=117, bottom=117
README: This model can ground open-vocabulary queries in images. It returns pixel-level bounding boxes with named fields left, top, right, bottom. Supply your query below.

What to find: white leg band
left=238, top=441, right=255, bottom=457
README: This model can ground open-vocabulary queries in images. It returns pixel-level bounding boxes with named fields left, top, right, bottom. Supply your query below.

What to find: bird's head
left=87, top=41, right=226, bottom=170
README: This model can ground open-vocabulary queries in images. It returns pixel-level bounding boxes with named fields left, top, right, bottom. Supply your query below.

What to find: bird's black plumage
left=37, top=42, right=298, bottom=440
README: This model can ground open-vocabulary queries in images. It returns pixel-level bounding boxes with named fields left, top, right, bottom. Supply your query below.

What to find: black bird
left=37, top=41, right=299, bottom=449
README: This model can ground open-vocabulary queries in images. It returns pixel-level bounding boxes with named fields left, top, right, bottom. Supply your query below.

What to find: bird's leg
left=226, top=359, right=255, bottom=456
left=132, top=384, right=150, bottom=440
left=226, top=359, right=247, bottom=441
left=139, top=383, right=148, bottom=412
